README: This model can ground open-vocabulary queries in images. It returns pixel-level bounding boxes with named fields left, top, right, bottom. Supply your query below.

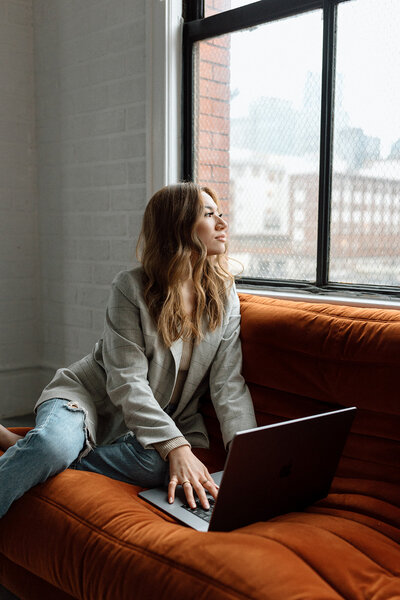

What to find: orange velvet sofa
left=1, top=293, right=399, bottom=599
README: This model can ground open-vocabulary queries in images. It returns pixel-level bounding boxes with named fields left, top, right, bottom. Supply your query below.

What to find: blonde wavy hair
left=136, top=182, right=234, bottom=347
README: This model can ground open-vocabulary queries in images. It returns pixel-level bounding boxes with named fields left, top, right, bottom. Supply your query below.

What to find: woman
left=0, top=182, right=256, bottom=518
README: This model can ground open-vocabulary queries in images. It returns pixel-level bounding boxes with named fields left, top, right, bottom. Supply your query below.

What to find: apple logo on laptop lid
left=279, top=460, right=293, bottom=478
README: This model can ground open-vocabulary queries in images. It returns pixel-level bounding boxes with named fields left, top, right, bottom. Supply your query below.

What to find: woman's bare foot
left=0, top=424, right=23, bottom=451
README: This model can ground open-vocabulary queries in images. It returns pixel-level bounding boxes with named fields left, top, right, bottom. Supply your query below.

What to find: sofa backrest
left=200, top=293, right=400, bottom=483
left=237, top=294, right=400, bottom=484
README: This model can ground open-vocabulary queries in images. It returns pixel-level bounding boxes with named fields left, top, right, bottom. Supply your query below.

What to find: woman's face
left=195, top=192, right=228, bottom=256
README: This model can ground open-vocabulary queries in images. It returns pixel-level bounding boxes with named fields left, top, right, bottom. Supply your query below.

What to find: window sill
left=236, top=284, right=400, bottom=311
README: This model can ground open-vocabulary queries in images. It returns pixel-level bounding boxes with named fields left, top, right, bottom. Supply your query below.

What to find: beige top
left=169, top=338, right=194, bottom=407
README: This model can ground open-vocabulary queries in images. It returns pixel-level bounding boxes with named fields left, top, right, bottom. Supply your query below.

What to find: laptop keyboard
left=181, top=497, right=216, bottom=522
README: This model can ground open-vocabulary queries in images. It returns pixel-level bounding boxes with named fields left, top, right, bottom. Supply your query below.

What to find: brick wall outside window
left=195, top=1, right=231, bottom=219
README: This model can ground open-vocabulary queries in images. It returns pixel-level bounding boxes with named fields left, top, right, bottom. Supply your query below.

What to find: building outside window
left=182, top=0, right=400, bottom=298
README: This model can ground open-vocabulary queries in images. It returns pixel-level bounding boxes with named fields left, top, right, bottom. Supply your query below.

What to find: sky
left=228, top=0, right=400, bottom=158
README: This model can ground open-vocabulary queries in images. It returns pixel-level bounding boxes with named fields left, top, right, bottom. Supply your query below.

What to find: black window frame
left=182, top=0, right=400, bottom=301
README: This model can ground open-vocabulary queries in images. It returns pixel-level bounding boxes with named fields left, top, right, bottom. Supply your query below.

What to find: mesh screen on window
left=193, top=10, right=323, bottom=280
left=330, top=0, right=400, bottom=287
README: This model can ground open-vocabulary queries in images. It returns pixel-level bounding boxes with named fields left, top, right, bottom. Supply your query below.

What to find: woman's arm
left=209, top=287, right=257, bottom=447
left=102, top=275, right=186, bottom=449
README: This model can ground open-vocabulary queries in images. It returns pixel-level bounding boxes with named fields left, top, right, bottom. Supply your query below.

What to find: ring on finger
left=201, top=479, right=209, bottom=485
left=182, top=480, right=191, bottom=486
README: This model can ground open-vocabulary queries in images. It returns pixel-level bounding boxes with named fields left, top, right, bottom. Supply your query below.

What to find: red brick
left=205, top=0, right=230, bottom=11
left=198, top=132, right=213, bottom=149
left=213, top=184, right=231, bottom=206
left=215, top=183, right=230, bottom=200
left=199, top=60, right=213, bottom=80
left=212, top=0, right=232, bottom=10
left=208, top=34, right=231, bottom=49
left=199, top=147, right=230, bottom=168
left=197, top=178, right=212, bottom=188
left=199, top=114, right=230, bottom=135
left=199, top=42, right=230, bottom=66
left=213, top=65, right=230, bottom=83
left=200, top=80, right=230, bottom=102
left=212, top=132, right=229, bottom=150
left=199, top=98, right=229, bottom=118
left=212, top=165, right=230, bottom=182
left=198, top=149, right=210, bottom=166
left=197, top=164, right=213, bottom=181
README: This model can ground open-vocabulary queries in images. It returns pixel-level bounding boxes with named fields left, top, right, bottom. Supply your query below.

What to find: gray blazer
left=36, top=267, right=257, bottom=451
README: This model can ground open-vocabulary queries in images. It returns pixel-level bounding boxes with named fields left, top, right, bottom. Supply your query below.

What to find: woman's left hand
left=167, top=445, right=219, bottom=510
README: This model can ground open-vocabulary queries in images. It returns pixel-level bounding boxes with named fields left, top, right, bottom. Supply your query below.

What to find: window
left=183, top=0, right=400, bottom=298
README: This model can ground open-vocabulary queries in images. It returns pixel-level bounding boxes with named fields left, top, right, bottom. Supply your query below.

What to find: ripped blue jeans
left=0, top=398, right=169, bottom=518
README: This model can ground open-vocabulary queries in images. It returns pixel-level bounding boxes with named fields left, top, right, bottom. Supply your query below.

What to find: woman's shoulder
left=224, top=279, right=240, bottom=312
left=111, top=266, right=146, bottom=302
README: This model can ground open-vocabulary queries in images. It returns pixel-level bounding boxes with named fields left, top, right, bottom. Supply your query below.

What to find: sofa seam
left=247, top=519, right=400, bottom=593
left=234, top=531, right=346, bottom=599
left=312, top=503, right=400, bottom=537
left=310, top=506, right=400, bottom=545
left=329, top=489, right=400, bottom=513
left=333, top=455, right=400, bottom=484
left=339, top=447, right=400, bottom=471
left=243, top=341, right=400, bottom=367
left=294, top=515, right=400, bottom=576
left=28, top=492, right=253, bottom=600
left=240, top=298, right=400, bottom=325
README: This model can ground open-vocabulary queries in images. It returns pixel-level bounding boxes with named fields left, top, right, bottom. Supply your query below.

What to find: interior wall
left=0, top=0, right=42, bottom=417
left=33, top=0, right=147, bottom=380
left=0, top=0, right=149, bottom=417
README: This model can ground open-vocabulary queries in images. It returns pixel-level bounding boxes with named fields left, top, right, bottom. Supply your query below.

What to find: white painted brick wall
left=0, top=0, right=41, bottom=416
left=0, top=0, right=150, bottom=417
left=34, top=0, right=147, bottom=370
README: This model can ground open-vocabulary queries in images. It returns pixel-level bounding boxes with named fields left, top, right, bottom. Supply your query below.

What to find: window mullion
left=182, top=24, right=193, bottom=181
left=183, top=0, right=204, bottom=22
left=316, top=0, right=336, bottom=287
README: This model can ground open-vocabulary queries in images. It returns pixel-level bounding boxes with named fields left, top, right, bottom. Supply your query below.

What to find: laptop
left=139, top=406, right=356, bottom=532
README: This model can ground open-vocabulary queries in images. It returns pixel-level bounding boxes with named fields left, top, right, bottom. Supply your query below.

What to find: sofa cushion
left=0, top=466, right=399, bottom=600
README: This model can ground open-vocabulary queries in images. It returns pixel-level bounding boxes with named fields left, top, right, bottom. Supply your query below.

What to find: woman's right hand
left=167, top=445, right=219, bottom=510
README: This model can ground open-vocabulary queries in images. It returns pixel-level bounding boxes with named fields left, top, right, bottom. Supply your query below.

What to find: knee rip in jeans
left=64, top=401, right=94, bottom=461
left=66, top=401, right=81, bottom=411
